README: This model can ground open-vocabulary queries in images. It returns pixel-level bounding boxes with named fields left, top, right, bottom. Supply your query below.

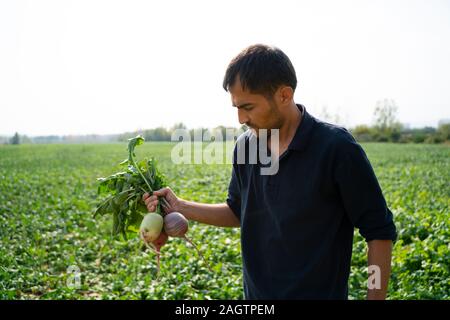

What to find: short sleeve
left=333, top=135, right=397, bottom=242
left=226, top=163, right=242, bottom=221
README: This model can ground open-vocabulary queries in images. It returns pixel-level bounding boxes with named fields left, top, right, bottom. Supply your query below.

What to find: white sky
left=0, top=0, right=449, bottom=136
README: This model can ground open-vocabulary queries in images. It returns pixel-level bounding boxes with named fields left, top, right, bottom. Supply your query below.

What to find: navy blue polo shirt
left=226, top=104, right=397, bottom=300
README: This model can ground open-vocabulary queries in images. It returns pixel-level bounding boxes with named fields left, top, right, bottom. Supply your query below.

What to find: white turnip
left=139, top=212, right=163, bottom=243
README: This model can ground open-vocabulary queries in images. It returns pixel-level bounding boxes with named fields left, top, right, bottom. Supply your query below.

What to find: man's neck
left=279, top=103, right=302, bottom=148
left=269, top=103, right=302, bottom=156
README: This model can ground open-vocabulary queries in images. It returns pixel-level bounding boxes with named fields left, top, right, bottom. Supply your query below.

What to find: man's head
left=223, top=44, right=298, bottom=134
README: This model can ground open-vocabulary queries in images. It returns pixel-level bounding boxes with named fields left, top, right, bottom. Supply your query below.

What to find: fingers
left=143, top=188, right=175, bottom=213
left=143, top=193, right=158, bottom=212
left=162, top=203, right=173, bottom=214
left=152, top=189, right=163, bottom=196
left=143, top=193, right=157, bottom=203
left=142, top=190, right=167, bottom=200
left=146, top=202, right=158, bottom=213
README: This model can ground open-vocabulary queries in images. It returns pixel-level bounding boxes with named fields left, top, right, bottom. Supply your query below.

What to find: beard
left=248, top=122, right=282, bottom=139
left=245, top=97, right=284, bottom=137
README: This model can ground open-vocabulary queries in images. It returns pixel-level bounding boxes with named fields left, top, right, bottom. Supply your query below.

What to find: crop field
left=0, top=142, right=449, bottom=299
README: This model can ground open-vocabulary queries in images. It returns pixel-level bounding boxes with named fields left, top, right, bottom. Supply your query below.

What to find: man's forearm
left=178, top=200, right=240, bottom=228
left=367, top=239, right=393, bottom=300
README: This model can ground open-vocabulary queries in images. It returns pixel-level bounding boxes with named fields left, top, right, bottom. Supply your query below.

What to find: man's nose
left=238, top=109, right=249, bottom=125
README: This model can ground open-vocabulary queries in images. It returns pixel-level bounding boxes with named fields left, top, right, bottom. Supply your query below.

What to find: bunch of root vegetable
left=94, top=135, right=212, bottom=275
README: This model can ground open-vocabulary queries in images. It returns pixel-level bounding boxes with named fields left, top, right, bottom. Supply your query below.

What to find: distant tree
left=351, top=125, right=373, bottom=142
left=437, top=123, right=450, bottom=141
left=438, top=118, right=450, bottom=127
left=372, top=99, right=403, bottom=142
left=316, top=105, right=349, bottom=127
left=171, top=122, right=187, bottom=131
left=10, top=132, right=20, bottom=145
left=20, top=135, right=32, bottom=144
left=373, top=99, right=400, bottom=131
left=0, top=136, right=8, bottom=144
left=213, top=126, right=227, bottom=140
left=143, top=127, right=171, bottom=141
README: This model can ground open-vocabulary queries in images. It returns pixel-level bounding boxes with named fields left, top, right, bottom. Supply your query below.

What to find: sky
left=0, top=0, right=449, bottom=136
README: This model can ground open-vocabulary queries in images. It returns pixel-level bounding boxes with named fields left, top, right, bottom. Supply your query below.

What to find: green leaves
left=127, top=135, right=145, bottom=163
left=93, top=135, right=167, bottom=239
left=1, top=142, right=448, bottom=299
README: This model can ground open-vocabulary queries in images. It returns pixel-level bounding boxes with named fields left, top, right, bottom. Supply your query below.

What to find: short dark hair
left=222, top=44, right=297, bottom=97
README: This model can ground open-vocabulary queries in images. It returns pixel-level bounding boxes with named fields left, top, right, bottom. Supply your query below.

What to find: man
left=143, top=44, right=397, bottom=300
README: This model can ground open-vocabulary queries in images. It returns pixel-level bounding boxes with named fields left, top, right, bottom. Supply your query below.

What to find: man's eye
left=244, top=106, right=253, bottom=111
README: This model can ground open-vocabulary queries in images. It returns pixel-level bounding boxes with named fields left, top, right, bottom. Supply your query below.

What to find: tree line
left=349, top=99, right=449, bottom=143
left=2, top=100, right=449, bottom=145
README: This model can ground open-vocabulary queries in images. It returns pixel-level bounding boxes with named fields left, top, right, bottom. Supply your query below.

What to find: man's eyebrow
left=233, top=102, right=252, bottom=109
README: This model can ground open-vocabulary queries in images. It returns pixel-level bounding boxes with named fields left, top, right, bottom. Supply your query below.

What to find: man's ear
left=278, top=86, right=294, bottom=105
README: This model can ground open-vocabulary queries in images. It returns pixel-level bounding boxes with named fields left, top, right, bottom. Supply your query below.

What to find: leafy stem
left=127, top=135, right=170, bottom=213
left=131, top=152, right=154, bottom=193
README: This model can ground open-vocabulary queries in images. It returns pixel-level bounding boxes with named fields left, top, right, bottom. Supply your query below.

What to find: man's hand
left=143, top=187, right=181, bottom=213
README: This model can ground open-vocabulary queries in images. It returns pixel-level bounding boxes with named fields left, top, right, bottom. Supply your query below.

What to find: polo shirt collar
left=288, top=104, right=316, bottom=152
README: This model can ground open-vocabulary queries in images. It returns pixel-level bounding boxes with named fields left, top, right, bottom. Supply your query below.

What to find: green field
left=0, top=143, right=449, bottom=299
